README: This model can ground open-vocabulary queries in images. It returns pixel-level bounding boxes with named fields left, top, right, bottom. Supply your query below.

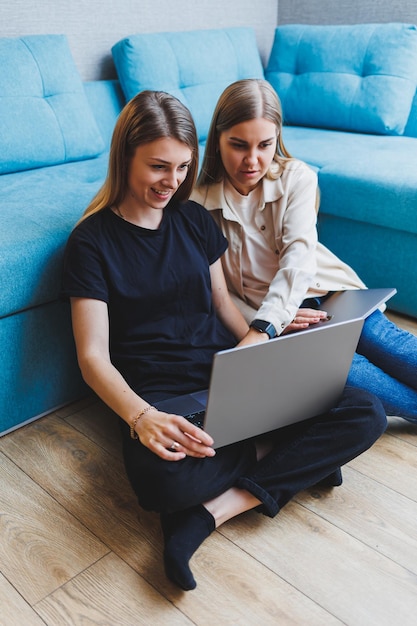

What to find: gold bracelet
left=130, top=405, right=155, bottom=440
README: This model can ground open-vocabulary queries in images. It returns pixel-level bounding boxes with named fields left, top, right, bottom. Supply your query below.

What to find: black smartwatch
left=249, top=319, right=277, bottom=339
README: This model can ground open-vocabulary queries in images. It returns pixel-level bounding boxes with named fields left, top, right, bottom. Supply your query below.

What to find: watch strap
left=249, top=319, right=277, bottom=339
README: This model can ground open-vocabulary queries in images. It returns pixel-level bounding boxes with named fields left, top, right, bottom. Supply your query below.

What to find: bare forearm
left=210, top=259, right=249, bottom=342
left=216, top=299, right=249, bottom=342
left=78, top=353, right=148, bottom=425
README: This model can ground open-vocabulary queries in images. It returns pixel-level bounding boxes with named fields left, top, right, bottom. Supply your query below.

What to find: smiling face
left=218, top=118, right=278, bottom=195
left=124, top=137, right=192, bottom=214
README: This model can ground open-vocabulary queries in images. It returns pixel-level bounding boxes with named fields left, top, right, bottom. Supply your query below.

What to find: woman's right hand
left=283, top=307, right=328, bottom=334
left=136, top=408, right=216, bottom=461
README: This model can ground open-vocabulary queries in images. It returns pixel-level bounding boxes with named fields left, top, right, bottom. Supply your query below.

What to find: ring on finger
left=169, top=441, right=180, bottom=451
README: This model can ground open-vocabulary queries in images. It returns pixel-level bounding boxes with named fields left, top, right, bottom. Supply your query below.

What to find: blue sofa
left=2, top=24, right=417, bottom=435
left=0, top=36, right=125, bottom=435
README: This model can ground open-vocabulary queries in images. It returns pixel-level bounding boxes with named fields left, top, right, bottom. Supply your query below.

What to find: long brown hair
left=79, top=90, right=199, bottom=223
left=197, top=79, right=292, bottom=187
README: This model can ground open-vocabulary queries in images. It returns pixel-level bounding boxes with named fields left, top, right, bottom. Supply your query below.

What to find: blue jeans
left=122, top=386, right=386, bottom=517
left=347, top=310, right=417, bottom=422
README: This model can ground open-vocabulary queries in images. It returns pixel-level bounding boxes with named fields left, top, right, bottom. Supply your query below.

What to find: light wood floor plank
left=386, top=415, right=417, bottom=446
left=36, top=542, right=341, bottom=626
left=0, top=414, right=152, bottom=566
left=0, top=573, right=45, bottom=626
left=219, top=501, right=417, bottom=626
left=296, top=464, right=417, bottom=575
left=35, top=552, right=193, bottom=626
left=170, top=530, right=344, bottom=626
left=55, top=395, right=97, bottom=419
left=347, top=432, right=417, bottom=502
left=63, top=398, right=122, bottom=459
left=0, top=451, right=108, bottom=605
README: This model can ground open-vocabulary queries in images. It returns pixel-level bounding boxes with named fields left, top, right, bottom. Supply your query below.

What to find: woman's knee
left=342, top=385, right=387, bottom=442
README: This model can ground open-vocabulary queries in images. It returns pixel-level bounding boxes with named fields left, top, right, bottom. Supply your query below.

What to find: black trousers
left=121, top=386, right=386, bottom=517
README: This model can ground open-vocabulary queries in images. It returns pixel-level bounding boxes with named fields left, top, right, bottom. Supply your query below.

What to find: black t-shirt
left=61, top=201, right=236, bottom=401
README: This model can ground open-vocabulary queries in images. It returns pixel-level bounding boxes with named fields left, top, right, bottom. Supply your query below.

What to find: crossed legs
left=160, top=387, right=386, bottom=590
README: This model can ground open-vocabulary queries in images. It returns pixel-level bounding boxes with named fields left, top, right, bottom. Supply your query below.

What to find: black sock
left=160, top=504, right=215, bottom=590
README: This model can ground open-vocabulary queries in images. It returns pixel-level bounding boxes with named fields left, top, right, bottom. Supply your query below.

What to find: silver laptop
left=316, top=287, right=397, bottom=326
left=155, top=287, right=396, bottom=448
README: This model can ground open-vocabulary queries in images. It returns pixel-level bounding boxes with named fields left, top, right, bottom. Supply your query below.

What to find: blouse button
left=260, top=225, right=266, bottom=231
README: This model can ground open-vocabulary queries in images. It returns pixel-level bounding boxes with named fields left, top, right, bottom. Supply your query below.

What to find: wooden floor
left=1, top=310, right=417, bottom=626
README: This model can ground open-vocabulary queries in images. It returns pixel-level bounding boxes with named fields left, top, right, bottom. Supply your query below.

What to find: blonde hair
left=79, top=90, right=199, bottom=224
left=197, top=79, right=292, bottom=187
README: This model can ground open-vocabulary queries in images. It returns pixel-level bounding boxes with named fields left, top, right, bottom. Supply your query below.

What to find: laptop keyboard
left=185, top=410, right=205, bottom=429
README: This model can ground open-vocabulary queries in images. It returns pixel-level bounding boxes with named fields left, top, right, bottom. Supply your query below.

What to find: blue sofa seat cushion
left=283, top=126, right=417, bottom=234
left=0, top=35, right=105, bottom=173
left=112, top=27, right=264, bottom=143
left=0, top=154, right=109, bottom=319
left=319, top=152, right=417, bottom=235
left=265, top=23, right=417, bottom=136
